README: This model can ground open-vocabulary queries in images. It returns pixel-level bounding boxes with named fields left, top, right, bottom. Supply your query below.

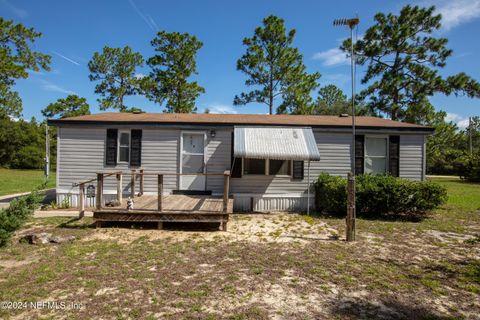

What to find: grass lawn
left=0, top=168, right=56, bottom=197
left=0, top=178, right=478, bottom=319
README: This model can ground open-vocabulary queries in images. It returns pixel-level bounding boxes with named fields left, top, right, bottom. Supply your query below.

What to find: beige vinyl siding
left=56, top=125, right=427, bottom=210
left=57, top=127, right=181, bottom=196
left=141, top=129, right=179, bottom=193
left=205, top=129, right=231, bottom=193
left=399, top=134, right=424, bottom=180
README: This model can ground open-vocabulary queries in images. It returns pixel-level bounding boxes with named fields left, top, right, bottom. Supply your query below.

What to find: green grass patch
left=0, top=168, right=55, bottom=196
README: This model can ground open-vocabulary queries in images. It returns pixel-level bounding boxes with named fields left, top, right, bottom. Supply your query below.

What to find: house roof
left=48, top=112, right=433, bottom=132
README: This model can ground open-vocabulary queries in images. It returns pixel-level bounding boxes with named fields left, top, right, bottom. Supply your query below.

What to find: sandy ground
left=81, top=213, right=340, bottom=244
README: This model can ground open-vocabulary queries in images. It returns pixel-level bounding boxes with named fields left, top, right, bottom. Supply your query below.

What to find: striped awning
left=233, top=127, right=320, bottom=161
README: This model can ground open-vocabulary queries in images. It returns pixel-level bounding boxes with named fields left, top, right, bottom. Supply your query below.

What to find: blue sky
left=2, top=0, right=480, bottom=127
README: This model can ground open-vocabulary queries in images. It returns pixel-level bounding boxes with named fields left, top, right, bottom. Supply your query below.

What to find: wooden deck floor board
left=114, top=195, right=232, bottom=213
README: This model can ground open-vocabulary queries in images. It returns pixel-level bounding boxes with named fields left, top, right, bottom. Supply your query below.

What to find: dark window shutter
left=292, top=161, right=304, bottom=180
left=130, top=129, right=142, bottom=167
left=231, top=132, right=242, bottom=178
left=355, top=135, right=364, bottom=175
left=389, top=135, right=400, bottom=177
left=105, top=129, right=118, bottom=166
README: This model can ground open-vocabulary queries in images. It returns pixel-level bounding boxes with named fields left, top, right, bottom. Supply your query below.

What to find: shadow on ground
left=330, top=297, right=455, bottom=320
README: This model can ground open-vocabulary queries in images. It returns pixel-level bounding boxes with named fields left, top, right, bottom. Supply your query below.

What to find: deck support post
left=223, top=170, right=230, bottom=213
left=96, top=173, right=103, bottom=210
left=95, top=221, right=102, bottom=229
left=157, top=221, right=163, bottom=230
left=79, top=183, right=85, bottom=218
left=139, top=169, right=144, bottom=196
left=158, top=174, right=163, bottom=212
left=131, top=170, right=136, bottom=198
left=116, top=173, right=122, bottom=204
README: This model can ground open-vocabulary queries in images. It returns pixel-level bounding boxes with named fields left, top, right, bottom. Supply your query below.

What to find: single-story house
left=48, top=112, right=433, bottom=212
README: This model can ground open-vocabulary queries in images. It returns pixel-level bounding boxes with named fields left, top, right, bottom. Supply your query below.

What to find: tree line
left=0, top=5, right=479, bottom=175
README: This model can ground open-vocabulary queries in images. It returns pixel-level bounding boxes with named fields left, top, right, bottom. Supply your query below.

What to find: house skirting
left=57, top=190, right=314, bottom=212
left=233, top=193, right=314, bottom=212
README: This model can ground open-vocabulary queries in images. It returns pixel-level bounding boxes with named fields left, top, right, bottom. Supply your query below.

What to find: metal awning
left=234, top=127, right=320, bottom=161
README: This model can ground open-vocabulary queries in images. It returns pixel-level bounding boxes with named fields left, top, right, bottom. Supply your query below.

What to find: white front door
left=180, top=132, right=206, bottom=190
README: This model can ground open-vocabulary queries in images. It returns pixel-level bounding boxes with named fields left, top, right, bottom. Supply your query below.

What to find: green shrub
left=314, top=173, right=447, bottom=217
left=314, top=173, right=347, bottom=214
left=456, top=154, right=480, bottom=182
left=0, top=189, right=42, bottom=247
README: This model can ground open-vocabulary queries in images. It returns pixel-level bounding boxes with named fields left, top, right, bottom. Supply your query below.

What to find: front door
left=180, top=132, right=206, bottom=190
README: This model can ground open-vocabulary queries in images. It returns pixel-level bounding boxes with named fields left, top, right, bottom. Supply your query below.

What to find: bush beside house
left=0, top=190, right=42, bottom=247
left=314, top=173, right=447, bottom=217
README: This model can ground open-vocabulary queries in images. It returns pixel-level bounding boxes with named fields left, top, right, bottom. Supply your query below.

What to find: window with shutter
left=365, top=137, right=388, bottom=174
left=388, top=135, right=400, bottom=177
left=130, top=129, right=142, bottom=167
left=292, top=160, right=304, bottom=180
left=118, top=131, right=130, bottom=163
left=105, top=129, right=118, bottom=166
left=355, top=135, right=364, bottom=175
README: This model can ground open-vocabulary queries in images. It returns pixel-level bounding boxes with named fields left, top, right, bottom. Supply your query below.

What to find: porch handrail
left=88, top=170, right=231, bottom=216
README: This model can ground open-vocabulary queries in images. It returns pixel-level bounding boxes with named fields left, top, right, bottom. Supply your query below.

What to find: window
left=118, top=131, right=130, bottom=163
left=269, top=160, right=291, bottom=175
left=244, top=158, right=266, bottom=175
left=364, top=137, right=387, bottom=174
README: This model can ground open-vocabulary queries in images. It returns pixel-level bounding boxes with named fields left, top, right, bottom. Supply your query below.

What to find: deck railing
left=74, top=170, right=231, bottom=217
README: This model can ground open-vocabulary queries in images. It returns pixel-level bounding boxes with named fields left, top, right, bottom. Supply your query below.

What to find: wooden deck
left=93, top=195, right=233, bottom=231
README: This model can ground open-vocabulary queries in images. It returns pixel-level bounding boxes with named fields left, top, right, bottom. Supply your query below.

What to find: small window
left=244, top=158, right=266, bottom=175
left=269, top=160, right=291, bottom=175
left=365, top=137, right=387, bottom=174
left=118, top=131, right=130, bottom=163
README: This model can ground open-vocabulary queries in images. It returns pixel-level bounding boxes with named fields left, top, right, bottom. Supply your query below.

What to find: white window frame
left=364, top=135, right=389, bottom=174
left=117, top=130, right=131, bottom=164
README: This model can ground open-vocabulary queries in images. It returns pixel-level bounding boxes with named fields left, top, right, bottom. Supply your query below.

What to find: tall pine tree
left=144, top=31, right=204, bottom=113
left=234, top=15, right=320, bottom=115
left=342, top=5, right=480, bottom=122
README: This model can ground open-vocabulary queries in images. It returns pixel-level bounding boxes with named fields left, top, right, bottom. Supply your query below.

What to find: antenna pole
left=349, top=23, right=356, bottom=241
left=45, top=123, right=50, bottom=180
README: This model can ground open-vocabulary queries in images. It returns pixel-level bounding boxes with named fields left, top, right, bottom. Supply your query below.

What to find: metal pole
left=307, top=160, right=311, bottom=216
left=45, top=123, right=50, bottom=179
left=349, top=24, right=356, bottom=241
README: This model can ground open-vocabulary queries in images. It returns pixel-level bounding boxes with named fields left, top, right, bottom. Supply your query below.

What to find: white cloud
left=203, top=104, right=238, bottom=114
left=39, top=79, right=76, bottom=95
left=312, top=48, right=349, bottom=67
left=423, top=0, right=480, bottom=30
left=445, top=112, right=470, bottom=129
left=134, top=73, right=146, bottom=79
left=1, top=0, right=28, bottom=18
left=52, top=51, right=80, bottom=66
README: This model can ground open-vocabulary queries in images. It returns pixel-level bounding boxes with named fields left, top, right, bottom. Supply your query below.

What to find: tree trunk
left=269, top=63, right=273, bottom=115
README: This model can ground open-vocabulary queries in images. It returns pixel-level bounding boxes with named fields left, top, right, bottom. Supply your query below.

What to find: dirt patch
left=81, top=213, right=340, bottom=245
